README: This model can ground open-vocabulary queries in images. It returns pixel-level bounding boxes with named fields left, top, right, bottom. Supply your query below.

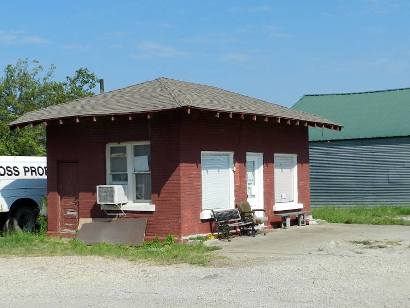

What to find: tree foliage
left=0, top=59, right=98, bottom=156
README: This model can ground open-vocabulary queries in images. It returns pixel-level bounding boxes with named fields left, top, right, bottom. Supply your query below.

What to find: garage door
left=201, top=153, right=233, bottom=210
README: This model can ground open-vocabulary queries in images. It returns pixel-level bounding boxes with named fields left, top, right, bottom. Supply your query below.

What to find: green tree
left=0, top=59, right=98, bottom=156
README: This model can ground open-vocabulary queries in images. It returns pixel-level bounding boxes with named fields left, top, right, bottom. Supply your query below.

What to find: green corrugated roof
left=292, top=88, right=410, bottom=141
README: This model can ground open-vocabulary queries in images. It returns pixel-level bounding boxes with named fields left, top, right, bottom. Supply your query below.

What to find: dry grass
left=350, top=239, right=402, bottom=249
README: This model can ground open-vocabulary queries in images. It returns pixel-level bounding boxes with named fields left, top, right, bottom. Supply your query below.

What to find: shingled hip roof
left=10, top=77, right=340, bottom=129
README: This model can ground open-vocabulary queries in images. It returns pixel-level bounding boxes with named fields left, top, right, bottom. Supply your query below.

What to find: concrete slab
left=210, top=223, right=410, bottom=262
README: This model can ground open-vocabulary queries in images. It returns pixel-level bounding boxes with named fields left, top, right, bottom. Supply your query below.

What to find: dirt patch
left=350, top=239, right=402, bottom=249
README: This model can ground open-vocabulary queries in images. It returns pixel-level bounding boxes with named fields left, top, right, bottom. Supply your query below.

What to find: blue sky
left=1, top=0, right=410, bottom=106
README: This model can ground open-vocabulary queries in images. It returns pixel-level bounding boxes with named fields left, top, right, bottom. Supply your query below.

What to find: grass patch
left=0, top=233, right=220, bottom=266
left=312, top=206, right=410, bottom=225
left=187, top=233, right=216, bottom=242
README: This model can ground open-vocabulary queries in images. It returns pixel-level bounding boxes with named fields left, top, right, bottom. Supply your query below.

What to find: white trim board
left=273, top=202, right=303, bottom=211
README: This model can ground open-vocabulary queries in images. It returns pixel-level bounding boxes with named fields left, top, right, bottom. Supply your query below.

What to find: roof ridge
left=156, top=77, right=184, bottom=107
left=157, top=77, right=196, bottom=107
left=23, top=78, right=160, bottom=115
left=158, top=77, right=288, bottom=111
left=304, top=87, right=410, bottom=97
left=158, top=78, right=337, bottom=124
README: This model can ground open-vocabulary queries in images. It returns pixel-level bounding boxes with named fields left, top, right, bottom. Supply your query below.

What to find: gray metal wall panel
left=309, top=137, right=410, bottom=207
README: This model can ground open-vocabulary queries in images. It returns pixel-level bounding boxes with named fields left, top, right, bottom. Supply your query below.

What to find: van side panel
left=0, top=156, right=47, bottom=212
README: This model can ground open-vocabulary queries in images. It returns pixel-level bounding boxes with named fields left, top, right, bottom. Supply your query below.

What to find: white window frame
left=273, top=153, right=303, bottom=211
left=105, top=141, right=155, bottom=212
left=200, top=151, right=235, bottom=219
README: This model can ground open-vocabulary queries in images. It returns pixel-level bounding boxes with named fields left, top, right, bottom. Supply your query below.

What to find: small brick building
left=11, top=77, right=339, bottom=239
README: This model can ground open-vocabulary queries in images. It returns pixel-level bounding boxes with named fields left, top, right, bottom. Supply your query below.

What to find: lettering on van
left=0, top=165, right=47, bottom=177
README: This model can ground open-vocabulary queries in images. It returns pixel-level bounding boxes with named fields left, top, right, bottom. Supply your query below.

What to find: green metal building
left=293, top=88, right=410, bottom=207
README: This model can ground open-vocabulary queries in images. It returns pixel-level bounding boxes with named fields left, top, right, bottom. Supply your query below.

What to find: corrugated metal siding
left=309, top=137, right=410, bottom=207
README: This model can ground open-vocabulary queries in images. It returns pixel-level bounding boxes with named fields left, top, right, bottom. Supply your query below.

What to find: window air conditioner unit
left=96, top=185, right=128, bottom=205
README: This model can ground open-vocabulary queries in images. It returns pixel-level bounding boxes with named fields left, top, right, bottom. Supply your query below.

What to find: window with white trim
left=274, top=154, right=297, bottom=204
left=201, top=152, right=234, bottom=211
left=107, top=142, right=151, bottom=203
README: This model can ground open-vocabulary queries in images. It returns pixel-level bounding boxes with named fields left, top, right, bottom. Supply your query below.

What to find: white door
left=201, top=152, right=233, bottom=210
left=246, top=153, right=264, bottom=217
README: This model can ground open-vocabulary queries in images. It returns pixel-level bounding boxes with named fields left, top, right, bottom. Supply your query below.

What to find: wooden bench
left=274, top=211, right=308, bottom=229
left=211, top=208, right=255, bottom=241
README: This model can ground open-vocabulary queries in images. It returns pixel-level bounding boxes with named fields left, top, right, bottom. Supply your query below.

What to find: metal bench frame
left=236, top=201, right=267, bottom=236
left=211, top=208, right=255, bottom=241
left=274, top=211, right=307, bottom=229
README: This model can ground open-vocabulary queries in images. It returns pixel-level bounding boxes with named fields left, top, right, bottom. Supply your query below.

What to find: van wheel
left=5, top=206, right=38, bottom=233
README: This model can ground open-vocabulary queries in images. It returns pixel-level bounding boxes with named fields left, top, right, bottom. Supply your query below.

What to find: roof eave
left=9, top=106, right=342, bottom=131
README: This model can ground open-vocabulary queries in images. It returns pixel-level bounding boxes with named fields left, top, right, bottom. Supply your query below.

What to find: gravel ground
left=1, top=224, right=410, bottom=308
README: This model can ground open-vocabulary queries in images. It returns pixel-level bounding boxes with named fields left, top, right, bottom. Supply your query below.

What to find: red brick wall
left=46, top=112, right=182, bottom=238
left=179, top=111, right=310, bottom=236
left=46, top=109, right=310, bottom=239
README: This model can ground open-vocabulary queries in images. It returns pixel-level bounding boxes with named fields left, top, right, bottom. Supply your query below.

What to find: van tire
left=5, top=206, right=38, bottom=233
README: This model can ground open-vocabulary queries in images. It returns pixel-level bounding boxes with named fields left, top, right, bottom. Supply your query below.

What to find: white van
left=0, top=156, right=47, bottom=232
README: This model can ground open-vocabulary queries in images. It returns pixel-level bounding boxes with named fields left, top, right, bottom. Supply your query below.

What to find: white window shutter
left=201, top=154, right=231, bottom=210
left=274, top=155, right=296, bottom=203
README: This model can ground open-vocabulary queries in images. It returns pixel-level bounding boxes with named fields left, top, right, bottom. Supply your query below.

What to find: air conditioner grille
left=98, top=186, right=115, bottom=203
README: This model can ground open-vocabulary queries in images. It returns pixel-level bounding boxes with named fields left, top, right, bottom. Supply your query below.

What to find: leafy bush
left=36, top=216, right=48, bottom=235
left=164, top=234, right=175, bottom=245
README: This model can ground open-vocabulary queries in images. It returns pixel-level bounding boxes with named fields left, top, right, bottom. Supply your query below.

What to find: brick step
left=60, top=228, right=76, bottom=234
